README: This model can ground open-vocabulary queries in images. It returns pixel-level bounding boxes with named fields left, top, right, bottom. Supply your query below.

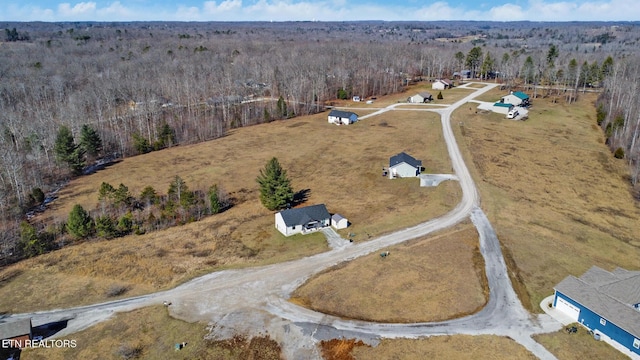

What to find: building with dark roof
left=275, top=204, right=331, bottom=236
left=388, top=152, right=422, bottom=178
left=553, top=266, right=640, bottom=357
left=328, top=110, right=358, bottom=125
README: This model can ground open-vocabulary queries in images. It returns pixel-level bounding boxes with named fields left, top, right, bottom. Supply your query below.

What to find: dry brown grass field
left=452, top=88, right=640, bottom=312
left=290, top=222, right=487, bottom=322
left=533, top=324, right=629, bottom=360
left=348, top=336, right=537, bottom=360
left=20, top=305, right=281, bottom=360
left=0, top=84, right=462, bottom=312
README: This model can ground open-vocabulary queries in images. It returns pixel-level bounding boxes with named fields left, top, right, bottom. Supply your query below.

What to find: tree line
left=14, top=176, right=230, bottom=260
left=0, top=21, right=634, bottom=263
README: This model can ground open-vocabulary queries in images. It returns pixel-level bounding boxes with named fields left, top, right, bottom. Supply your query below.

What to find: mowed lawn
left=453, top=88, right=640, bottom=313
left=0, top=88, right=461, bottom=312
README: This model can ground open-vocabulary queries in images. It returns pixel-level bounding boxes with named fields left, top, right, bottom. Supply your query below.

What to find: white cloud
left=204, top=0, right=243, bottom=14
left=58, top=2, right=97, bottom=17
left=487, top=4, right=525, bottom=21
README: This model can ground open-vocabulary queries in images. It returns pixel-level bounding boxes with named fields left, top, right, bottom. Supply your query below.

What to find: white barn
left=275, top=204, right=331, bottom=236
left=328, top=110, right=359, bottom=125
left=432, top=79, right=451, bottom=91
left=408, top=92, right=433, bottom=103
left=331, top=214, right=349, bottom=229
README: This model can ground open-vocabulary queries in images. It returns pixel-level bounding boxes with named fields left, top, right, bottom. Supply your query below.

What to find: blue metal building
left=553, top=266, right=640, bottom=357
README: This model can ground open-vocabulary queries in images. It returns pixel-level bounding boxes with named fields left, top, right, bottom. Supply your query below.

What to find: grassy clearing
left=348, top=336, right=537, bottom=360
left=533, top=324, right=629, bottom=360
left=453, top=90, right=640, bottom=312
left=0, top=84, right=460, bottom=312
left=291, top=222, right=487, bottom=322
left=20, top=306, right=281, bottom=360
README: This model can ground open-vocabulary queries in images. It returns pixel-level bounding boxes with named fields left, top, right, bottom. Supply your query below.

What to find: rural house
left=553, top=266, right=640, bottom=358
left=501, top=91, right=530, bottom=107
left=492, top=102, right=514, bottom=115
left=275, top=204, right=331, bottom=236
left=331, top=214, right=349, bottom=229
left=408, top=92, right=433, bottom=103
left=432, top=79, right=452, bottom=90
left=388, top=152, right=422, bottom=178
left=328, top=110, right=359, bottom=125
left=0, top=318, right=32, bottom=348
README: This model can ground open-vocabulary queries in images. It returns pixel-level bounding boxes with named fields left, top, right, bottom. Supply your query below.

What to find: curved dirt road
left=4, top=83, right=562, bottom=359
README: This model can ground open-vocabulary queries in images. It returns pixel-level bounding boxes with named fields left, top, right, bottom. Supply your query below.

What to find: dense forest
left=1, top=20, right=639, bottom=263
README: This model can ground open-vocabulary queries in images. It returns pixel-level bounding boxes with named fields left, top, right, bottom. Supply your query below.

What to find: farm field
left=0, top=84, right=461, bottom=312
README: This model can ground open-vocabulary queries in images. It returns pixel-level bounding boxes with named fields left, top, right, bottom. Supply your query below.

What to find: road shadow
left=32, top=319, right=70, bottom=339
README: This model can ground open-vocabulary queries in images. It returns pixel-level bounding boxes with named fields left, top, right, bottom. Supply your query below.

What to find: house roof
left=494, top=102, right=513, bottom=108
left=0, top=318, right=31, bottom=340
left=417, top=91, right=433, bottom=98
left=555, top=266, right=640, bottom=338
left=389, top=152, right=422, bottom=169
left=278, top=204, right=330, bottom=227
left=331, top=213, right=346, bottom=222
left=329, top=109, right=358, bottom=118
left=434, top=79, right=450, bottom=85
left=512, top=91, right=529, bottom=100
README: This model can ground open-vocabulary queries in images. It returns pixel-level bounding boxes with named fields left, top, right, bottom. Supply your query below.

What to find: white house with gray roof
left=388, top=152, right=422, bottom=179
left=275, top=204, right=331, bottom=236
left=328, top=110, right=358, bottom=125
left=553, top=266, right=640, bottom=358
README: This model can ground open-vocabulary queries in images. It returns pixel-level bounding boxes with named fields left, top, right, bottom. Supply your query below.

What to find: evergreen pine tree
left=256, top=157, right=294, bottom=211
left=66, top=204, right=94, bottom=239
left=54, top=125, right=85, bottom=174
left=79, top=124, right=102, bottom=159
left=209, top=184, right=221, bottom=214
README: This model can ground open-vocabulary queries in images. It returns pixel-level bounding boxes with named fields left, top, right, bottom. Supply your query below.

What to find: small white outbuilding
left=331, top=214, right=349, bottom=229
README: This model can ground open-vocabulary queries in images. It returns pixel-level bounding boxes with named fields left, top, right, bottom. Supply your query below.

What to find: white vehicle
left=507, top=109, right=519, bottom=119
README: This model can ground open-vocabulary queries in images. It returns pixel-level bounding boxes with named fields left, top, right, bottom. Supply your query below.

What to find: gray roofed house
left=553, top=266, right=640, bottom=357
left=328, top=110, right=359, bottom=125
left=0, top=318, right=32, bottom=347
left=388, top=152, right=422, bottom=178
left=275, top=204, right=331, bottom=236
left=408, top=92, right=433, bottom=103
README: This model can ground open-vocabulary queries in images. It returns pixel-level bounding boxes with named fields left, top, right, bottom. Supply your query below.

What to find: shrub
left=106, top=284, right=130, bottom=297
left=437, top=91, right=443, bottom=100
left=66, top=204, right=94, bottom=239
left=614, top=147, right=625, bottom=159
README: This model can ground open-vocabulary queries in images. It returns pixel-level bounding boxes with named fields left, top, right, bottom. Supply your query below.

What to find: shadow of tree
left=292, top=189, right=311, bottom=206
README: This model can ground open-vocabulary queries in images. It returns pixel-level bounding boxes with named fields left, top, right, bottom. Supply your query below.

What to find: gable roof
left=555, top=266, right=640, bottom=338
left=331, top=213, right=346, bottom=222
left=328, top=109, right=358, bottom=118
left=512, top=91, right=529, bottom=100
left=0, top=318, right=31, bottom=340
left=389, top=152, right=422, bottom=169
left=418, top=91, right=433, bottom=98
left=278, top=204, right=330, bottom=227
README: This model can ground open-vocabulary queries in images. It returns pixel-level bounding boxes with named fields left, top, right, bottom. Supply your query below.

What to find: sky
left=1, top=0, right=639, bottom=22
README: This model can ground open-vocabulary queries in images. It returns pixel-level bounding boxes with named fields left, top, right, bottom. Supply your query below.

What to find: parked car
left=507, top=109, right=519, bottom=119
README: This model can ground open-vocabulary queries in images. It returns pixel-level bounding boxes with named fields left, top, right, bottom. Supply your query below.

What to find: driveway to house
left=3, top=83, right=562, bottom=359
